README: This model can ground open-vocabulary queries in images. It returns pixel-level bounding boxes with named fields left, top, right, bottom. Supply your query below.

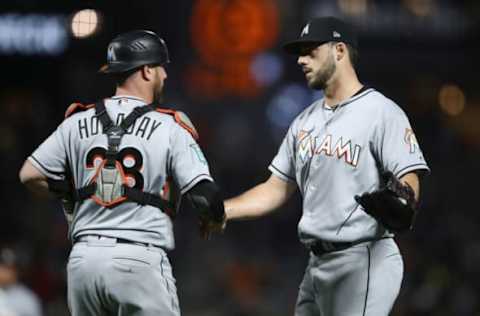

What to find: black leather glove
left=355, top=172, right=417, bottom=233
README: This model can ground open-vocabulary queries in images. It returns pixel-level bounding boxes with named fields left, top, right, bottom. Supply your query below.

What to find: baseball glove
left=354, top=171, right=417, bottom=233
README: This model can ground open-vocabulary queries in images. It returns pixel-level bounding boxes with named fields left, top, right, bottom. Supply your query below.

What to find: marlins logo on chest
left=297, top=129, right=362, bottom=167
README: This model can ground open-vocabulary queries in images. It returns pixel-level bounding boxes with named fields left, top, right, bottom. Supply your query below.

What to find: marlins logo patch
left=297, top=129, right=315, bottom=162
left=301, top=23, right=310, bottom=37
left=404, top=128, right=419, bottom=153
left=190, top=144, right=207, bottom=164
left=107, top=44, right=117, bottom=62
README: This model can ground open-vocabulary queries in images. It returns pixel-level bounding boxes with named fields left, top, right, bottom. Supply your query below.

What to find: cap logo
left=333, top=31, right=341, bottom=38
left=301, top=23, right=310, bottom=37
left=107, top=44, right=117, bottom=62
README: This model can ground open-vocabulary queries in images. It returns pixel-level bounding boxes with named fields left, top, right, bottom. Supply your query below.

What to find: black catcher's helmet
left=99, top=30, right=170, bottom=74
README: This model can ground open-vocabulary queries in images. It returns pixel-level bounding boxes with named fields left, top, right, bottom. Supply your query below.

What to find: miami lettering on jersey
left=298, top=129, right=362, bottom=167
left=77, top=114, right=162, bottom=140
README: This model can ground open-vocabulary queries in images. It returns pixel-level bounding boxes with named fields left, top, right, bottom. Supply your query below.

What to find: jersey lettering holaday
left=269, top=88, right=430, bottom=243
left=28, top=96, right=213, bottom=249
left=77, top=114, right=163, bottom=140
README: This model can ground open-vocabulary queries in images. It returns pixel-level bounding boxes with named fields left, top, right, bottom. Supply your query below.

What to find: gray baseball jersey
left=269, top=87, right=430, bottom=244
left=28, top=95, right=212, bottom=250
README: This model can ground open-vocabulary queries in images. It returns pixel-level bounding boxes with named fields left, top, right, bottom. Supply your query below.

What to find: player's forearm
left=225, top=185, right=279, bottom=220
left=21, top=178, right=52, bottom=198
left=187, top=180, right=225, bottom=221
left=225, top=178, right=294, bottom=220
left=19, top=160, right=53, bottom=199
left=400, top=172, right=420, bottom=202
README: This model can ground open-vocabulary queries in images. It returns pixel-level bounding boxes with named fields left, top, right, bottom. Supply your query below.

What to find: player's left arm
left=186, top=180, right=226, bottom=238
left=399, top=171, right=420, bottom=202
left=357, top=101, right=429, bottom=232
left=168, top=119, right=224, bottom=237
left=373, top=101, right=429, bottom=200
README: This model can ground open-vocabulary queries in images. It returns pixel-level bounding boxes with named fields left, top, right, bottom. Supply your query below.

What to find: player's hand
left=199, top=214, right=226, bottom=240
left=355, top=171, right=417, bottom=233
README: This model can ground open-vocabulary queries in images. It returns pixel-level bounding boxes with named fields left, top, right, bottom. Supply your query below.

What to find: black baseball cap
left=283, top=16, right=358, bottom=55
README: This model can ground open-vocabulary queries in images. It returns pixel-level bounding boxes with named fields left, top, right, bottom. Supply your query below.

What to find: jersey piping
left=29, top=155, right=64, bottom=176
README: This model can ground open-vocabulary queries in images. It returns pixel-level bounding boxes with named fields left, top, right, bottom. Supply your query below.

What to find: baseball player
left=0, top=247, right=43, bottom=316
left=223, top=17, right=430, bottom=315
left=19, top=30, right=225, bottom=316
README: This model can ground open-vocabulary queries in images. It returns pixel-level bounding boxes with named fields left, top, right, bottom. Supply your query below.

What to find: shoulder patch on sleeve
left=65, top=102, right=95, bottom=119
left=155, top=108, right=199, bottom=140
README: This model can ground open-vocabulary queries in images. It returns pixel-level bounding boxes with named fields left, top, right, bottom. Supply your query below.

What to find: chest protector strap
left=74, top=101, right=174, bottom=213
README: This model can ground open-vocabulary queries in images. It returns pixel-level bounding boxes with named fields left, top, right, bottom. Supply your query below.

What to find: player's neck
left=323, top=72, right=363, bottom=108
left=115, top=85, right=154, bottom=104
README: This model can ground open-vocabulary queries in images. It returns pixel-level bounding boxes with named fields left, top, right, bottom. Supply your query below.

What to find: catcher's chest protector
left=92, top=158, right=128, bottom=206
left=87, top=101, right=154, bottom=207
left=63, top=100, right=200, bottom=216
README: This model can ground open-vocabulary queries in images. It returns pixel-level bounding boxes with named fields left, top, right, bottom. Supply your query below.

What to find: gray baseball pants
left=295, top=238, right=403, bottom=316
left=67, top=235, right=180, bottom=316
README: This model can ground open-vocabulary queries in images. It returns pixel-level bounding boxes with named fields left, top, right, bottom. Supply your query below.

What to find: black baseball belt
left=308, top=237, right=392, bottom=257
left=74, top=235, right=163, bottom=250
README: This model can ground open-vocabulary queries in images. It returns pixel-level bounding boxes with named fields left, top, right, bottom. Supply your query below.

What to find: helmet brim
left=98, top=62, right=138, bottom=74
left=99, top=60, right=170, bottom=74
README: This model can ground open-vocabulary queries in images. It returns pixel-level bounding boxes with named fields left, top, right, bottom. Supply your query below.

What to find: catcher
left=19, top=30, right=225, bottom=316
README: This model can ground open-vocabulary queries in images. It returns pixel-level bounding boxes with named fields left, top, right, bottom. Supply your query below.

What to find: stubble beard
left=153, top=79, right=165, bottom=104
left=308, top=53, right=336, bottom=90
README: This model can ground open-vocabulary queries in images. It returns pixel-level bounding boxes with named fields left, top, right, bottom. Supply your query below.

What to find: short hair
left=112, top=67, right=139, bottom=87
left=345, top=43, right=358, bottom=69
left=330, top=42, right=358, bottom=69
left=112, top=63, right=163, bottom=86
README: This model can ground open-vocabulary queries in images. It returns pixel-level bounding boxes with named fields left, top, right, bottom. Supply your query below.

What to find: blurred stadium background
left=0, top=0, right=478, bottom=315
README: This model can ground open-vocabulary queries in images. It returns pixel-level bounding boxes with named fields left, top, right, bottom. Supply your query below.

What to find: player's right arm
left=19, top=160, right=50, bottom=198
left=19, top=120, right=69, bottom=199
left=225, top=174, right=297, bottom=220
left=225, top=115, right=299, bottom=221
